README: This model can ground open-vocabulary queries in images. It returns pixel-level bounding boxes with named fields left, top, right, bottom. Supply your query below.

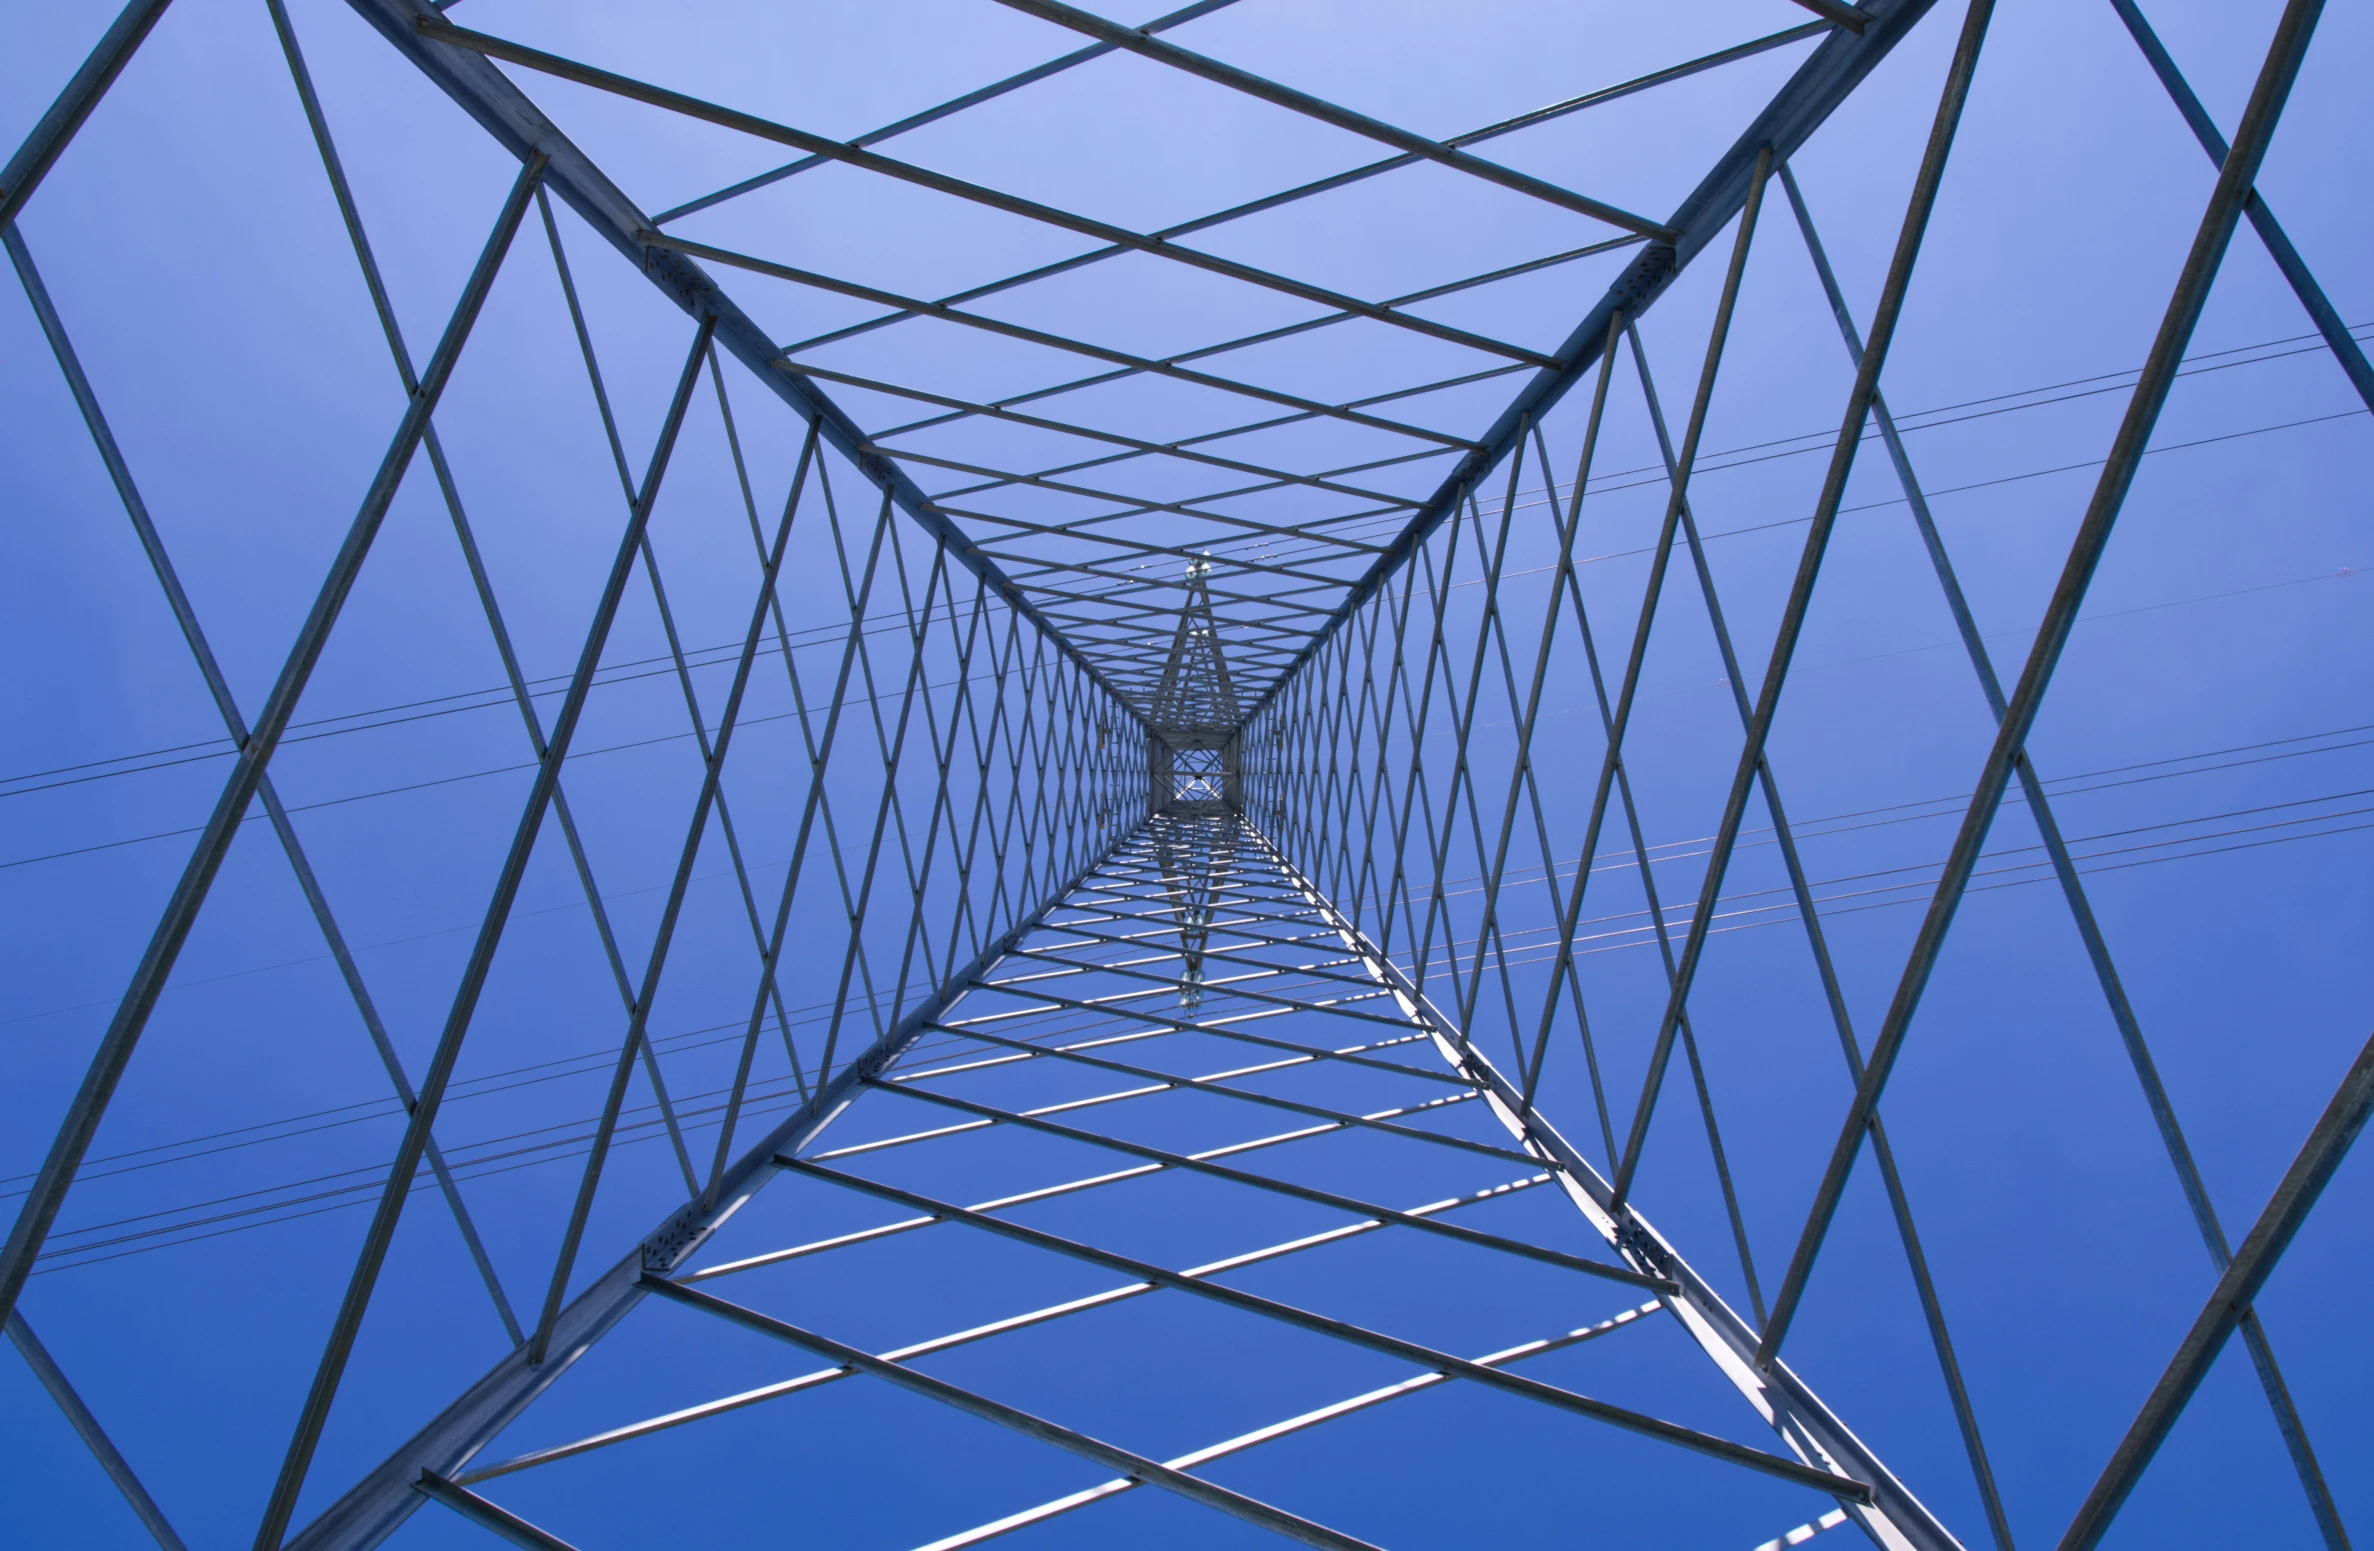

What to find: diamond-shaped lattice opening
left=4, top=3, right=2367, bottom=1550
left=1167, top=747, right=1229, bottom=805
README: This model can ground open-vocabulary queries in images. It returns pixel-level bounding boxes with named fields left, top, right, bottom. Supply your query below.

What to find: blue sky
left=2, top=2, right=2368, bottom=1548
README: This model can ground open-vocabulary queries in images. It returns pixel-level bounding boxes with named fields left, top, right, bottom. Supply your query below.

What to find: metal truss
left=3, top=1, right=2368, bottom=1549
left=288, top=813, right=1965, bottom=1551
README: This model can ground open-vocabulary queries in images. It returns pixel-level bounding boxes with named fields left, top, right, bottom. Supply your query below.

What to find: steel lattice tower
left=3, top=3, right=2369, bottom=1550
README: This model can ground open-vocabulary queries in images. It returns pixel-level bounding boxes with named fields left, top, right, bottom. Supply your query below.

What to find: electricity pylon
left=3, top=3, right=2368, bottom=1550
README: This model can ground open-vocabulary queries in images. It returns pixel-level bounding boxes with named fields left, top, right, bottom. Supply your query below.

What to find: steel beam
left=774, top=1159, right=1869, bottom=1500
left=1779, top=156, right=2328, bottom=1551
left=341, top=0, right=1148, bottom=731
left=414, top=1476, right=578, bottom=1551
left=1249, top=825, right=1963, bottom=1551
left=2105, top=0, right=2374, bottom=413
left=1242, top=0, right=1941, bottom=722
left=5, top=216, right=524, bottom=1344
left=989, top=0, right=1676, bottom=238
left=8, top=1313, right=189, bottom=1551
left=649, top=0, right=1244, bottom=226
left=872, top=1081, right=1677, bottom=1292
left=253, top=301, right=713, bottom=1551
left=0, top=152, right=549, bottom=1332
left=282, top=841, right=1121, bottom=1551
left=2056, top=1030, right=2374, bottom=1551
left=919, top=1021, right=1527, bottom=1165
left=411, top=16, right=1553, bottom=369
left=1756, top=0, right=2328, bottom=1368
left=1611, top=0, right=1994, bottom=1213
left=646, top=1277, right=1389, bottom=1551
left=0, top=0, right=174, bottom=228
left=908, top=1301, right=1665, bottom=1551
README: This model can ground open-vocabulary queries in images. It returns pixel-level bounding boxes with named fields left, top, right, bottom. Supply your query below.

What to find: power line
left=21, top=778, right=2364, bottom=1274
left=11, top=320, right=2363, bottom=804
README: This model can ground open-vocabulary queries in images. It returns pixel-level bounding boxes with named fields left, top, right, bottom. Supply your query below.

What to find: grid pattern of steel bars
left=366, top=0, right=1936, bottom=725
left=364, top=814, right=1955, bottom=1550
left=1241, top=9, right=2362, bottom=1551
left=3, top=0, right=2367, bottom=1547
